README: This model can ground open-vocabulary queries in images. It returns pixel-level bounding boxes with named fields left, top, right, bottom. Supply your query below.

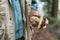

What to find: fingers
left=42, top=19, right=49, bottom=29
left=30, top=9, right=49, bottom=29
left=45, top=19, right=49, bottom=25
left=43, top=26, right=46, bottom=29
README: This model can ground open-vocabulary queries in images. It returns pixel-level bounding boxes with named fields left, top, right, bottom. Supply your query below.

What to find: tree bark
left=51, top=0, right=58, bottom=18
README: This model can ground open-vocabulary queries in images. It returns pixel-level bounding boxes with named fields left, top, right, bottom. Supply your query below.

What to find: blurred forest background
left=38, top=0, right=60, bottom=40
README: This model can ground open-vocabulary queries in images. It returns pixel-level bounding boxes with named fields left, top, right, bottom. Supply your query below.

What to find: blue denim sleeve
left=11, top=0, right=24, bottom=39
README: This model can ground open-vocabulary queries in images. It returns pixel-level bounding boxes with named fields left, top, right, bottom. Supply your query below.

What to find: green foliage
left=46, top=16, right=60, bottom=29
left=58, top=34, right=60, bottom=40
left=53, top=20, right=60, bottom=29
left=47, top=16, right=56, bottom=24
left=40, top=0, right=48, bottom=2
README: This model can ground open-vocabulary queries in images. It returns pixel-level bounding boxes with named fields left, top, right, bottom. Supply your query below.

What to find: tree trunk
left=51, top=0, right=58, bottom=18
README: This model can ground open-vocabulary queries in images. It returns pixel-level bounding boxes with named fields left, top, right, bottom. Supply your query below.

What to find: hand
left=30, top=9, right=49, bottom=29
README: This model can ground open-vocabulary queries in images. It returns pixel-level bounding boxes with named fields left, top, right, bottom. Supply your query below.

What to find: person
left=30, top=1, right=49, bottom=40
left=30, top=0, right=49, bottom=29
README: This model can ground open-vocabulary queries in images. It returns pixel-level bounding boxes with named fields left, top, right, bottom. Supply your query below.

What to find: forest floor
left=32, top=24, right=60, bottom=40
